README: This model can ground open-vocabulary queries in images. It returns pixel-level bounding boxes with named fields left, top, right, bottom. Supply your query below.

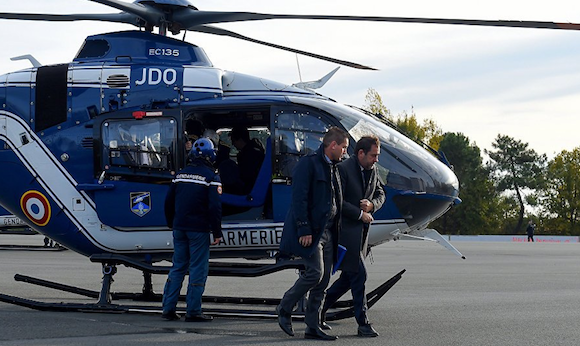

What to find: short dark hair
left=322, top=127, right=348, bottom=148
left=186, top=119, right=205, bottom=137
left=229, top=125, right=250, bottom=143
left=355, top=136, right=380, bottom=154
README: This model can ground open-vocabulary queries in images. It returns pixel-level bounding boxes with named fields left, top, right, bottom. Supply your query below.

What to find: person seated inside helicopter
left=184, top=119, right=206, bottom=154
left=229, top=126, right=265, bottom=195
left=204, top=129, right=254, bottom=217
left=203, top=129, right=245, bottom=196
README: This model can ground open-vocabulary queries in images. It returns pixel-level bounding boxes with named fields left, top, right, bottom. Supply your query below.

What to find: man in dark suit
left=276, top=127, right=349, bottom=341
left=322, top=135, right=385, bottom=337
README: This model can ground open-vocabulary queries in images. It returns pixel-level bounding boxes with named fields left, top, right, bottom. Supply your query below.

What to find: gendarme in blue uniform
left=162, top=157, right=222, bottom=319
left=164, top=159, right=222, bottom=238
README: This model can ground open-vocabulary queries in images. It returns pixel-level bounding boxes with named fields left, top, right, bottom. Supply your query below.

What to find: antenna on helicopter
left=292, top=67, right=340, bottom=90
left=295, top=54, right=303, bottom=83
left=10, top=55, right=41, bottom=68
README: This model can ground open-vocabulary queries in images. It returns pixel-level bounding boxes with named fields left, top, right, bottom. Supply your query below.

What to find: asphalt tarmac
left=1, top=234, right=580, bottom=346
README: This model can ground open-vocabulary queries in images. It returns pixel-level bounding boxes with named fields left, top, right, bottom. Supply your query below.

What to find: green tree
left=430, top=133, right=498, bottom=234
left=395, top=111, right=425, bottom=142
left=363, top=89, right=443, bottom=150
left=542, top=147, right=580, bottom=235
left=395, top=110, right=443, bottom=150
left=363, top=88, right=392, bottom=121
left=496, top=195, right=520, bottom=234
left=423, top=118, right=444, bottom=150
left=485, top=135, right=547, bottom=234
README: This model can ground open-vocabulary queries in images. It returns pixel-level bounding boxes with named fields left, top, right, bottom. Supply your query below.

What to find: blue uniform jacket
left=164, top=158, right=223, bottom=239
left=279, top=145, right=342, bottom=259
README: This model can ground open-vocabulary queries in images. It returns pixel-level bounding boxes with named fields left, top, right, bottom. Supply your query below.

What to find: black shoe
left=184, top=314, right=213, bottom=322
left=358, top=324, right=379, bottom=337
left=304, top=327, right=338, bottom=340
left=161, top=311, right=181, bottom=321
left=276, top=305, right=294, bottom=336
left=320, top=321, right=332, bottom=330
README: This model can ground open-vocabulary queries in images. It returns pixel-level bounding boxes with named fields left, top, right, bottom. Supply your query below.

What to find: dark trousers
left=162, top=230, right=210, bottom=317
left=279, top=229, right=334, bottom=329
left=323, top=256, right=369, bottom=326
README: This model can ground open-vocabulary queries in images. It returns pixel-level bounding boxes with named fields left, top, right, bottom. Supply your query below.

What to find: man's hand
left=211, top=237, right=222, bottom=245
left=361, top=211, right=374, bottom=224
left=360, top=199, right=374, bottom=213
left=299, top=235, right=312, bottom=247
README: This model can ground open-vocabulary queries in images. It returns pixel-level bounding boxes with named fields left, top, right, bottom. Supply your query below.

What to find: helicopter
left=0, top=0, right=575, bottom=317
left=0, top=208, right=40, bottom=247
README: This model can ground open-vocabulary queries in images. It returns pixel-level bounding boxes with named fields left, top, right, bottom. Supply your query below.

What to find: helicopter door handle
left=98, top=171, right=106, bottom=184
left=115, top=56, right=132, bottom=63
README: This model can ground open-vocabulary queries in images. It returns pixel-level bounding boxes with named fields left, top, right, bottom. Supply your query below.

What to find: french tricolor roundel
left=20, top=190, right=51, bottom=227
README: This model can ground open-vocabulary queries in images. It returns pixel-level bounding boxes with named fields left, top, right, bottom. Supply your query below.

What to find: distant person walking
left=526, top=220, right=535, bottom=242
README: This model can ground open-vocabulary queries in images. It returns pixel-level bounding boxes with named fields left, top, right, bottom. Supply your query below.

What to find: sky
left=0, top=0, right=579, bottom=159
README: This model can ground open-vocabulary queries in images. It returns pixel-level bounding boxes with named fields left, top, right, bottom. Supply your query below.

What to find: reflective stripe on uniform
left=172, top=178, right=222, bottom=187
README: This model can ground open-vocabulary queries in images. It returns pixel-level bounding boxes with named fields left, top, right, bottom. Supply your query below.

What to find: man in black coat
left=276, top=127, right=349, bottom=341
left=322, top=136, right=385, bottom=337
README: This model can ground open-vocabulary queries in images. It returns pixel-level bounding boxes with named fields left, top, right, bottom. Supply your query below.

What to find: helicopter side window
left=274, top=111, right=329, bottom=178
left=101, top=118, right=176, bottom=175
left=76, top=39, right=110, bottom=59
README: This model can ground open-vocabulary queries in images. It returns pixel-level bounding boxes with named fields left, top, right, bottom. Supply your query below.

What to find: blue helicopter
left=0, top=0, right=575, bottom=317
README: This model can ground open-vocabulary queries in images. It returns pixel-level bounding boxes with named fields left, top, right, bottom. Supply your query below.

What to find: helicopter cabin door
left=90, top=109, right=183, bottom=229
left=271, top=106, right=336, bottom=222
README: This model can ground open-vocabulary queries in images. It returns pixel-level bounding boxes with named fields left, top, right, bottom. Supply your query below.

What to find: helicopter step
left=0, top=244, right=66, bottom=251
left=88, top=253, right=308, bottom=277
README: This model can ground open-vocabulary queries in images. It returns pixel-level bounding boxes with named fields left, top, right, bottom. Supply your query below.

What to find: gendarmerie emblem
left=130, top=192, right=151, bottom=217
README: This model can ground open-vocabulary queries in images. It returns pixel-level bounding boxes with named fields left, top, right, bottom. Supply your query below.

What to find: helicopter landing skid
left=0, top=256, right=405, bottom=319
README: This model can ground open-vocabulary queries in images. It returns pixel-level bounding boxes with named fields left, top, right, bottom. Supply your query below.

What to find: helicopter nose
left=376, top=134, right=460, bottom=231
left=387, top=158, right=459, bottom=230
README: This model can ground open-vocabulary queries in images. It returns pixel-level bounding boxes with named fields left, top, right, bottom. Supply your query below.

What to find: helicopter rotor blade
left=0, top=12, right=139, bottom=25
left=88, top=0, right=164, bottom=26
left=174, top=10, right=580, bottom=31
left=191, top=24, right=377, bottom=70
left=2, top=2, right=578, bottom=70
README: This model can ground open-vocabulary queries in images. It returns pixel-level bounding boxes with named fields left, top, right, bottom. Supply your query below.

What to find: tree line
left=363, top=88, right=580, bottom=236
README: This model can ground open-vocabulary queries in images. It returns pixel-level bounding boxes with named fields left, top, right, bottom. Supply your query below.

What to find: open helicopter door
left=271, top=105, right=338, bottom=221
left=90, top=109, right=183, bottom=229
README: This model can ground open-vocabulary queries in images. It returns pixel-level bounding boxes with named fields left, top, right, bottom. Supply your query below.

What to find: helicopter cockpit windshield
left=288, top=98, right=459, bottom=198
